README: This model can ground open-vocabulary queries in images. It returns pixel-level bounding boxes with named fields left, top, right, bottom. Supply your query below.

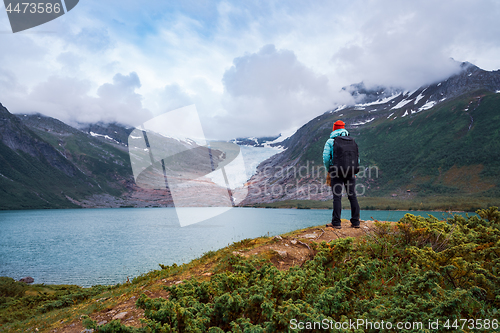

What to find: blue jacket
left=323, top=128, right=349, bottom=170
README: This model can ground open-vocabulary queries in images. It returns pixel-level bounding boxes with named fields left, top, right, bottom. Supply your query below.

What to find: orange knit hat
left=333, top=120, right=345, bottom=131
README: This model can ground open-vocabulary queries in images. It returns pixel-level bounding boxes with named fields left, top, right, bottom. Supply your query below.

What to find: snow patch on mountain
left=418, top=101, right=437, bottom=111
left=249, top=137, right=259, bottom=145
left=356, top=92, right=402, bottom=107
left=329, top=105, right=347, bottom=113
left=352, top=118, right=375, bottom=126
left=391, top=99, right=413, bottom=110
left=90, top=131, right=120, bottom=144
left=414, top=94, right=425, bottom=104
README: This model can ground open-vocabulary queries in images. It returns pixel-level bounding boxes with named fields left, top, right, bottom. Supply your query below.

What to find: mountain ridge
left=241, top=62, right=500, bottom=209
left=0, top=106, right=174, bottom=210
left=1, top=104, right=98, bottom=209
left=2, top=61, right=500, bottom=210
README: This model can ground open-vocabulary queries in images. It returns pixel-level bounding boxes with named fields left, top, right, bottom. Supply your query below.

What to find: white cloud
left=0, top=69, right=27, bottom=97
left=155, top=83, right=194, bottom=114
left=57, top=52, right=84, bottom=72
left=331, top=0, right=500, bottom=89
left=0, top=0, right=500, bottom=139
left=72, top=27, right=113, bottom=52
left=217, top=44, right=352, bottom=138
left=4, top=73, right=152, bottom=126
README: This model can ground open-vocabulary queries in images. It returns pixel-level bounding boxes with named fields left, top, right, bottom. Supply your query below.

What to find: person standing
left=322, top=120, right=360, bottom=229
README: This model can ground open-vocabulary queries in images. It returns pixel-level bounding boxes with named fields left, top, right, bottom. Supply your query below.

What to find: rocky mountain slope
left=1, top=107, right=235, bottom=210
left=241, top=62, right=500, bottom=206
left=1, top=105, right=95, bottom=209
left=0, top=107, right=175, bottom=210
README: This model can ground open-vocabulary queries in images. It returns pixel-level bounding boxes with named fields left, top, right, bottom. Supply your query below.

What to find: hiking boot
left=326, top=223, right=341, bottom=229
left=351, top=224, right=360, bottom=228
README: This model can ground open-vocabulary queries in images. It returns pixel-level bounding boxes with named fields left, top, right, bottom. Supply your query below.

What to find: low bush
left=0, top=283, right=112, bottom=325
left=84, top=207, right=500, bottom=332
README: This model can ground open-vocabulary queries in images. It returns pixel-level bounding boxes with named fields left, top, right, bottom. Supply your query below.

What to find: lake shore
left=0, top=218, right=386, bottom=332
left=247, top=196, right=499, bottom=212
left=3, top=208, right=498, bottom=332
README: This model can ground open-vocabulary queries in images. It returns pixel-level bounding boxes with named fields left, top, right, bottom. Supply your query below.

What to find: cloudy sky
left=1, top=0, right=500, bottom=139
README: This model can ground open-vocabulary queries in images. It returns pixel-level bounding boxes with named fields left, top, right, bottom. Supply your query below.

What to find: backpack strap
left=330, top=139, right=334, bottom=165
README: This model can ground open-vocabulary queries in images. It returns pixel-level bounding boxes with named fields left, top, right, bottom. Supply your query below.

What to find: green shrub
left=0, top=284, right=111, bottom=325
left=85, top=208, right=500, bottom=332
left=0, top=277, right=26, bottom=299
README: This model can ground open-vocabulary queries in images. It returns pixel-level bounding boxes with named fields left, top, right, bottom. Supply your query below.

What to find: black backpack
left=331, top=135, right=359, bottom=177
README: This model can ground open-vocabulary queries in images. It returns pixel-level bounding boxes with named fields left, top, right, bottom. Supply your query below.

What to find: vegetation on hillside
left=1, top=208, right=499, bottom=332
left=356, top=91, right=500, bottom=198
left=1, top=207, right=499, bottom=332
left=31, top=125, right=132, bottom=196
left=0, top=278, right=114, bottom=327
left=61, top=207, right=498, bottom=332
left=267, top=91, right=500, bottom=207
left=0, top=113, right=133, bottom=210
left=0, top=139, right=83, bottom=209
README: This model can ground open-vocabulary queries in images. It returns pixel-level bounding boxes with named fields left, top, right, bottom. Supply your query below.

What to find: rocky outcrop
left=19, top=276, right=34, bottom=284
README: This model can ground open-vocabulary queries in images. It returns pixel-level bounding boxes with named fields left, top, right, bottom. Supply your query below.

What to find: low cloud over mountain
left=3, top=72, right=152, bottom=127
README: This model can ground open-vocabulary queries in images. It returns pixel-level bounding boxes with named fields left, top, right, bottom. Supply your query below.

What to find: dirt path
left=53, top=219, right=383, bottom=333
left=232, top=220, right=378, bottom=270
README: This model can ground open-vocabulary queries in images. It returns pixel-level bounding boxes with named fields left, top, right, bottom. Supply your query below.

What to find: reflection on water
left=0, top=207, right=469, bottom=287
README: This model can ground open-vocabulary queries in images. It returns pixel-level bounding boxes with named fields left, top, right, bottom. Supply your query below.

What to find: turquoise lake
left=0, top=207, right=470, bottom=287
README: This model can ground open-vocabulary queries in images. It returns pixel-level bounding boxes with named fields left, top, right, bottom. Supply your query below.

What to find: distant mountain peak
left=339, top=60, right=500, bottom=113
left=229, top=135, right=280, bottom=147
left=342, top=82, right=403, bottom=105
left=458, top=60, right=480, bottom=71
left=342, top=61, right=487, bottom=106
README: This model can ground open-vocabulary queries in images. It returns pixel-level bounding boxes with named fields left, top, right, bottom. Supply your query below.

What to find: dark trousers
left=331, top=175, right=360, bottom=226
